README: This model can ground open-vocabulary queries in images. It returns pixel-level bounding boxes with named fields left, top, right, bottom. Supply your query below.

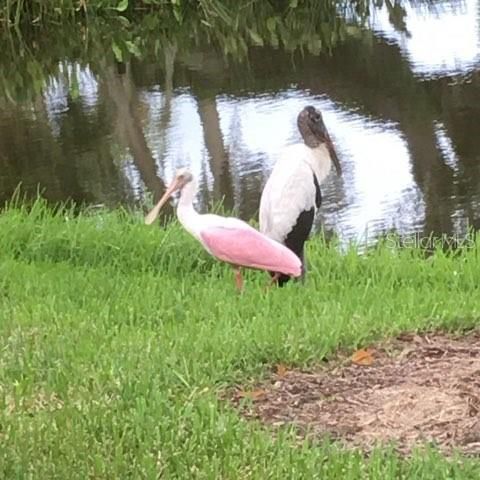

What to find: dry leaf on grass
left=351, top=348, right=374, bottom=366
left=276, top=364, right=288, bottom=378
left=238, top=389, right=266, bottom=401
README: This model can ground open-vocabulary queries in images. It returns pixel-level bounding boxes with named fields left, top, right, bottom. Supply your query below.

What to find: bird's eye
left=314, top=114, right=321, bottom=122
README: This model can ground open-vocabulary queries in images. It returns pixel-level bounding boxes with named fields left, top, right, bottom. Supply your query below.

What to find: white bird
left=259, top=106, right=342, bottom=286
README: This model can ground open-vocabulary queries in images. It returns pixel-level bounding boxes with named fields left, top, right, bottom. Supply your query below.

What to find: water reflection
left=322, top=107, right=426, bottom=243
left=1, top=0, right=480, bottom=246
left=372, top=0, right=480, bottom=78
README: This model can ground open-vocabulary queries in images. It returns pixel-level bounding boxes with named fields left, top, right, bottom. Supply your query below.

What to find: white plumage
left=260, top=143, right=332, bottom=243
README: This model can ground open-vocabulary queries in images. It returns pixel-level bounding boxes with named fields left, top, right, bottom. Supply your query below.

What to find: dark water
left=1, top=0, right=480, bottom=245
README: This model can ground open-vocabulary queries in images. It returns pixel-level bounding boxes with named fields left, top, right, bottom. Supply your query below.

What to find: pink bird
left=145, top=168, right=302, bottom=291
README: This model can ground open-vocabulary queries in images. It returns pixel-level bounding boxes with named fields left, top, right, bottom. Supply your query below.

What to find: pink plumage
left=200, top=226, right=302, bottom=277
left=145, top=168, right=302, bottom=291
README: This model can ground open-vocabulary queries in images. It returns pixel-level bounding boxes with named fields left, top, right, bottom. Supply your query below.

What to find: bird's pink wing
left=200, top=226, right=302, bottom=277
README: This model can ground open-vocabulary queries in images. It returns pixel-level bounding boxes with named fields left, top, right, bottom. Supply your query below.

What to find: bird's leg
left=264, top=272, right=281, bottom=291
left=300, top=258, right=307, bottom=284
left=298, top=248, right=307, bottom=284
left=233, top=267, right=244, bottom=292
left=269, top=272, right=281, bottom=286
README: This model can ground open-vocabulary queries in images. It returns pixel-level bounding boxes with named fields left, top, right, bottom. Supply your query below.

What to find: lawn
left=1, top=201, right=479, bottom=478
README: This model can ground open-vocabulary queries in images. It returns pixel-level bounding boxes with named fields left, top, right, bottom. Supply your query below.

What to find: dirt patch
left=231, top=332, right=480, bottom=455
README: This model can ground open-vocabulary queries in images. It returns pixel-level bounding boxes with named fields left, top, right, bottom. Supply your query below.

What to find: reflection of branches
left=0, top=83, right=129, bottom=207
left=384, top=0, right=410, bottom=36
left=102, top=60, right=173, bottom=216
left=402, top=122, right=454, bottom=235
left=226, top=108, right=265, bottom=219
left=1, top=92, right=67, bottom=199
left=196, top=97, right=234, bottom=211
left=155, top=39, right=177, bottom=169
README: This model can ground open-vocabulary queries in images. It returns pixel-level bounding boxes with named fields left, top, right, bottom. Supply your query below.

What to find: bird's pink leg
left=233, top=267, right=244, bottom=292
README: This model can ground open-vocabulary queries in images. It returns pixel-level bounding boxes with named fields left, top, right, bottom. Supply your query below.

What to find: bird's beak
left=144, top=177, right=181, bottom=225
left=325, top=134, right=342, bottom=176
left=311, top=120, right=342, bottom=176
left=318, top=124, right=341, bottom=176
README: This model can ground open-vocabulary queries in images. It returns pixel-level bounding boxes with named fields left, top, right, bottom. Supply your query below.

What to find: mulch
left=230, top=331, right=480, bottom=455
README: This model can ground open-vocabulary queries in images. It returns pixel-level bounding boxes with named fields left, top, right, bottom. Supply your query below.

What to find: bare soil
left=231, top=331, right=480, bottom=455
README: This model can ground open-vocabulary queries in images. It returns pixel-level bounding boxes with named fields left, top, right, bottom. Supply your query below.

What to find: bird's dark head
left=297, top=106, right=342, bottom=175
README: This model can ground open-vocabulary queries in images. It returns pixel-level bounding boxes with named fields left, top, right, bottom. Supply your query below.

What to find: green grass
left=1, top=200, right=480, bottom=478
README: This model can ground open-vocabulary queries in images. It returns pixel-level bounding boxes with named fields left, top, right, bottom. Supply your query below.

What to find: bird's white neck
left=309, top=143, right=332, bottom=184
left=176, top=179, right=202, bottom=239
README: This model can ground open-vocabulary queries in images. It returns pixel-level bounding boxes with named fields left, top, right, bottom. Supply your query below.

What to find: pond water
left=1, top=0, right=480, bottom=245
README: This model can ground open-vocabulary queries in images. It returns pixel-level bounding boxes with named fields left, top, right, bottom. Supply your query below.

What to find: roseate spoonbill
left=259, top=106, right=341, bottom=286
left=145, top=168, right=302, bottom=291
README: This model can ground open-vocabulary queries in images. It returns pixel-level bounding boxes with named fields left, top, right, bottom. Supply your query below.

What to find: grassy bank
left=1, top=201, right=480, bottom=478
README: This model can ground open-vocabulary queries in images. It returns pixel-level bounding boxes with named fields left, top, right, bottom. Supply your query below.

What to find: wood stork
left=145, top=168, right=302, bottom=291
left=259, top=106, right=341, bottom=286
